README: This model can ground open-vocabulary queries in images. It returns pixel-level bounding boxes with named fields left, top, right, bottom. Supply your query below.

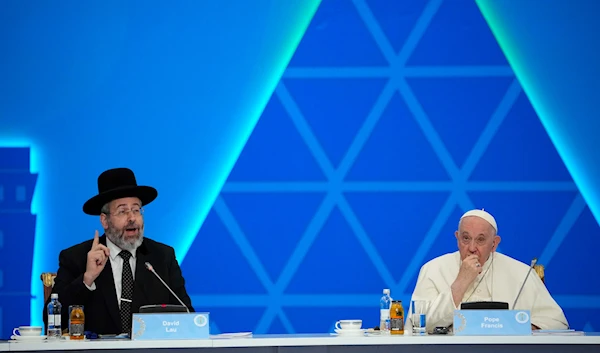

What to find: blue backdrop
left=0, top=0, right=598, bottom=339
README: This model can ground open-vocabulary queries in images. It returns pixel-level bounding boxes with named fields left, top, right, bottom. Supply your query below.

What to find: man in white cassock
left=408, top=209, right=568, bottom=333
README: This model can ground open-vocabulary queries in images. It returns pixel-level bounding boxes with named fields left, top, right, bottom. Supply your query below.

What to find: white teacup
left=13, top=326, right=43, bottom=337
left=335, top=320, right=362, bottom=331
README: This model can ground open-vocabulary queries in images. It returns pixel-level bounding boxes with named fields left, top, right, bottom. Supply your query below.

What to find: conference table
left=2, top=333, right=600, bottom=353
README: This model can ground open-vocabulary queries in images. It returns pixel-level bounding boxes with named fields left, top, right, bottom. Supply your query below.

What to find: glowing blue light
left=176, top=2, right=322, bottom=262
left=0, top=138, right=45, bottom=326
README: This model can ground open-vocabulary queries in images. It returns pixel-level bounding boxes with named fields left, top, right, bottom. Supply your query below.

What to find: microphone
left=511, top=258, right=538, bottom=310
left=145, top=262, right=190, bottom=313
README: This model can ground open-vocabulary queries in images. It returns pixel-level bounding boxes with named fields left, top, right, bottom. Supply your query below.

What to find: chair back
left=534, top=264, right=545, bottom=284
left=40, top=272, right=57, bottom=303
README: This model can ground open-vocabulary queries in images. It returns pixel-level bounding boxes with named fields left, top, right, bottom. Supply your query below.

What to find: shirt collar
left=106, top=236, right=137, bottom=261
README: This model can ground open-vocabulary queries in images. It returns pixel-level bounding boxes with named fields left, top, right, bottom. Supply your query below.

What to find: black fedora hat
left=83, top=168, right=158, bottom=215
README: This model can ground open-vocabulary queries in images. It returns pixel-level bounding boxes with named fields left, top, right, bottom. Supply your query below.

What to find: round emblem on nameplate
left=515, top=311, right=529, bottom=324
left=454, top=312, right=467, bottom=333
left=132, top=317, right=146, bottom=338
left=194, top=315, right=208, bottom=327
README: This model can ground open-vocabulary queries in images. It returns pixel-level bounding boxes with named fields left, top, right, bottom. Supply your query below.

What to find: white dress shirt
left=85, top=237, right=137, bottom=309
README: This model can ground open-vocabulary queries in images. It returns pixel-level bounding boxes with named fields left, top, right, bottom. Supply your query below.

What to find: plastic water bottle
left=47, top=293, right=62, bottom=339
left=379, top=288, right=392, bottom=334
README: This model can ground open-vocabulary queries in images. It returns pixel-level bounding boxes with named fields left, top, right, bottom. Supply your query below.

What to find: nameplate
left=453, top=310, right=531, bottom=336
left=132, top=313, right=210, bottom=340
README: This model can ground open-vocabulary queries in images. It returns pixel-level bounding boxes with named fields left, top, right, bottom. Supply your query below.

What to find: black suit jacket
left=43, top=235, right=194, bottom=334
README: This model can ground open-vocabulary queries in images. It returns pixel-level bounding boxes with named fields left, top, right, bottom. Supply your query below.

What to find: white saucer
left=11, top=335, right=47, bottom=341
left=333, top=328, right=366, bottom=336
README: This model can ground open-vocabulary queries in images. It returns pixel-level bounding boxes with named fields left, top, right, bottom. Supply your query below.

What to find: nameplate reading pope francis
left=453, top=310, right=531, bottom=335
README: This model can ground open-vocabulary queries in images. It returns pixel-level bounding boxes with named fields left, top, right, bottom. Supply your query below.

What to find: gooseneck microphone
left=145, top=262, right=190, bottom=313
left=511, top=258, right=538, bottom=310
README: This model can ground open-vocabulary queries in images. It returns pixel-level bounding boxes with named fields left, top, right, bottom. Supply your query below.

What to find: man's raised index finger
left=92, top=230, right=99, bottom=247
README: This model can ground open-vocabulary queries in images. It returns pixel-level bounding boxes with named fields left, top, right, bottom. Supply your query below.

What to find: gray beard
left=106, top=224, right=144, bottom=251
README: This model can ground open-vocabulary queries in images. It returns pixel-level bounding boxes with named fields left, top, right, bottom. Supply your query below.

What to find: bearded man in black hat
left=43, top=168, right=194, bottom=335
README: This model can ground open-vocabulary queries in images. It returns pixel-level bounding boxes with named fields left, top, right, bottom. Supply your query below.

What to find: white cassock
left=407, top=251, right=568, bottom=332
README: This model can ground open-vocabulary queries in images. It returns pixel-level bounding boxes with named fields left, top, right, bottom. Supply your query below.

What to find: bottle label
left=380, top=309, right=390, bottom=320
left=391, top=318, right=404, bottom=331
left=70, top=323, right=84, bottom=337
left=55, top=315, right=61, bottom=327
left=48, top=315, right=55, bottom=326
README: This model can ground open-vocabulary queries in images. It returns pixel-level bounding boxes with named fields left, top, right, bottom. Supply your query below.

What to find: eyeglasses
left=460, top=235, right=488, bottom=246
left=106, top=207, right=144, bottom=218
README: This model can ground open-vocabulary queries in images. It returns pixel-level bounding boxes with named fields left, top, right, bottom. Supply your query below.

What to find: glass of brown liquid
left=68, top=305, right=85, bottom=340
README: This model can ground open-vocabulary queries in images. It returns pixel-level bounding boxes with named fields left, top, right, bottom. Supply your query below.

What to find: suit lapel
left=97, top=235, right=120, bottom=331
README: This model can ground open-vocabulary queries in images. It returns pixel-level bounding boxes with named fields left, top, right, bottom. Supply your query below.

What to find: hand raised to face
left=457, top=254, right=483, bottom=286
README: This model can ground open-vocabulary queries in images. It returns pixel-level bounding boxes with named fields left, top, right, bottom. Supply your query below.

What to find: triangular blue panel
left=181, top=209, right=267, bottom=294
left=209, top=320, right=221, bottom=335
left=364, top=0, right=429, bottom=53
left=285, top=207, right=386, bottom=294
left=407, top=0, right=508, bottom=65
left=470, top=92, right=573, bottom=181
left=222, top=192, right=326, bottom=283
left=267, top=315, right=288, bottom=334
left=344, top=191, right=450, bottom=282
left=289, top=0, right=388, bottom=67
left=284, top=77, right=388, bottom=167
left=547, top=207, right=600, bottom=295
left=347, top=93, right=451, bottom=181
left=407, top=77, right=514, bottom=167
left=227, top=95, right=326, bottom=181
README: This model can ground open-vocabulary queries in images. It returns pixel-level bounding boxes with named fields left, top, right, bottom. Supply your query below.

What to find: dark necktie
left=119, top=250, right=134, bottom=334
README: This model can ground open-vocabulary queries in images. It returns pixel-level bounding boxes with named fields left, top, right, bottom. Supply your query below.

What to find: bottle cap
left=383, top=289, right=390, bottom=294
left=51, top=293, right=58, bottom=299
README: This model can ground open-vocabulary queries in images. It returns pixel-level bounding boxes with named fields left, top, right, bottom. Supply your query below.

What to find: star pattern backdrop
left=181, top=0, right=599, bottom=334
